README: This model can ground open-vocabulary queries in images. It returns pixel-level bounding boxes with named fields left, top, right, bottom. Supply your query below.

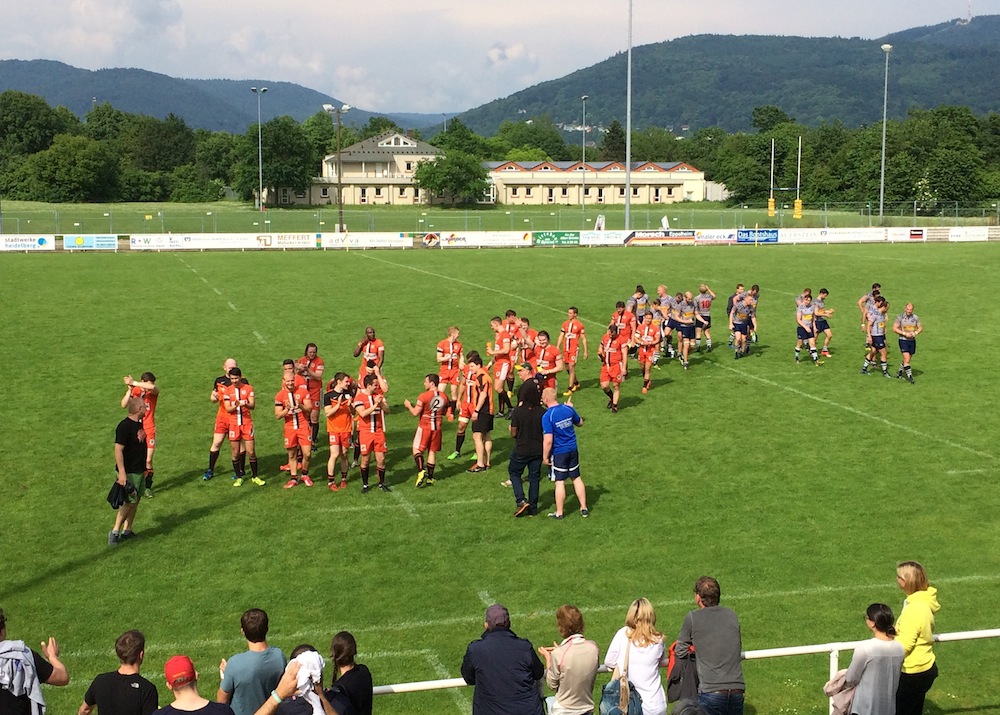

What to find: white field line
left=227, top=301, right=237, bottom=311
left=252, top=331, right=267, bottom=344
left=64, top=573, right=1000, bottom=661
left=389, top=489, right=419, bottom=518
left=425, top=651, right=471, bottom=712
left=477, top=591, right=494, bottom=606
left=947, top=468, right=991, bottom=475
left=213, top=287, right=222, bottom=295
left=200, top=276, right=209, bottom=284
left=712, top=362, right=994, bottom=460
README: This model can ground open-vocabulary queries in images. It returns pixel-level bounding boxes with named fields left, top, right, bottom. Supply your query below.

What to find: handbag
left=599, top=639, right=643, bottom=715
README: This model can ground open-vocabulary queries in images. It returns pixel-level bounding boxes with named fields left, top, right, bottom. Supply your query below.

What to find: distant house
left=484, top=160, right=707, bottom=205
left=286, top=135, right=707, bottom=207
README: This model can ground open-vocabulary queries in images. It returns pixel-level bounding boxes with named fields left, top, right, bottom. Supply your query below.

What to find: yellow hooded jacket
left=895, top=586, right=940, bottom=673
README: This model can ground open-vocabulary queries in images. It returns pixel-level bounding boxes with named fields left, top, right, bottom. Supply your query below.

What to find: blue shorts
left=898, top=338, right=916, bottom=355
left=797, top=326, right=815, bottom=340
left=815, top=318, right=830, bottom=332
left=698, top=316, right=711, bottom=329
left=550, top=451, right=580, bottom=481
left=733, top=322, right=749, bottom=336
left=680, top=325, right=696, bottom=340
left=871, top=335, right=886, bottom=349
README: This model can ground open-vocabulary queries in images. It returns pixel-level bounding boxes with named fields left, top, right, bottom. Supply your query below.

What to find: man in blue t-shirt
left=540, top=388, right=589, bottom=519
left=217, top=609, right=285, bottom=715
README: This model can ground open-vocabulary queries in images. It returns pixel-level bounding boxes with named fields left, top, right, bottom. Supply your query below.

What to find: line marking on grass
left=200, top=276, right=209, bottom=284
left=252, top=331, right=267, bottom=344
left=213, top=287, right=222, bottom=295
left=424, top=651, right=470, bottom=713
left=227, top=301, right=237, bottom=312
left=318, top=498, right=486, bottom=515
left=390, top=490, right=419, bottom=518
left=712, top=362, right=994, bottom=460
left=947, top=468, right=991, bottom=475
left=478, top=590, right=494, bottom=606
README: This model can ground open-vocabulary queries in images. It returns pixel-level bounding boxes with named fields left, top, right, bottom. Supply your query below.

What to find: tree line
left=2, top=89, right=999, bottom=207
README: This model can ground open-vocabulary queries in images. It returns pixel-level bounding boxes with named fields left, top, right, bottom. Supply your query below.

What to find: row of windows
left=508, top=187, right=674, bottom=197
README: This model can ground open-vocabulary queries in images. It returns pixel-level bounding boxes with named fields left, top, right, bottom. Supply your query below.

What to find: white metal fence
left=370, top=629, right=1000, bottom=712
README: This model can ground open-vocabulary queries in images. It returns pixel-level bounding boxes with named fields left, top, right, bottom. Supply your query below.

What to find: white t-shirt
left=603, top=627, right=668, bottom=715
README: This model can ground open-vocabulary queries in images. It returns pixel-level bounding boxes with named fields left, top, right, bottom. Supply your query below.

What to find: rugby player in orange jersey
left=447, top=352, right=481, bottom=461
left=609, top=301, right=637, bottom=347
left=436, top=326, right=464, bottom=420
left=633, top=311, right=662, bottom=393
left=556, top=306, right=588, bottom=395
left=222, top=367, right=262, bottom=486
left=405, top=374, right=447, bottom=488
left=502, top=310, right=521, bottom=405
left=598, top=324, right=629, bottom=413
left=532, top=331, right=563, bottom=392
left=279, top=359, right=308, bottom=472
left=466, top=353, right=495, bottom=473
left=353, top=326, right=385, bottom=381
left=122, top=372, right=159, bottom=497
left=275, top=374, right=314, bottom=489
left=513, top=317, right=538, bottom=368
left=353, top=373, right=391, bottom=493
left=486, top=316, right=515, bottom=419
left=203, top=358, right=242, bottom=481
left=323, top=372, right=355, bottom=491
left=295, top=343, right=325, bottom=447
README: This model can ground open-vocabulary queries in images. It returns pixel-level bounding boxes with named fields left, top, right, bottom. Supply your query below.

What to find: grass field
left=2, top=243, right=999, bottom=715
left=2, top=199, right=998, bottom=235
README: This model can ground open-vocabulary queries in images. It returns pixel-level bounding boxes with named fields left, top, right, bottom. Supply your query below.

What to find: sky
left=4, top=0, right=998, bottom=114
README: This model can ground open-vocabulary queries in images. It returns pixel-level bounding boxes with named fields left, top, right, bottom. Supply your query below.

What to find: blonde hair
left=897, top=560, right=929, bottom=595
left=624, top=597, right=663, bottom=647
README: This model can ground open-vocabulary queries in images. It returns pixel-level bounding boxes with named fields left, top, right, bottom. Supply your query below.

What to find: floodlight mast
left=323, top=103, right=352, bottom=231
left=879, top=44, right=893, bottom=224
left=581, top=94, right=588, bottom=217
left=251, top=86, right=268, bottom=211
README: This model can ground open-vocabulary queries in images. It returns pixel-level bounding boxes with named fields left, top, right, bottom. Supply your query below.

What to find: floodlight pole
left=624, top=0, right=633, bottom=232
left=879, top=44, right=892, bottom=224
left=251, top=86, right=268, bottom=211
left=324, top=103, right=352, bottom=232
left=581, top=94, right=588, bottom=216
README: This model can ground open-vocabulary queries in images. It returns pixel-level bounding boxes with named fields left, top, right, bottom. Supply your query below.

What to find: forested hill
left=457, top=15, right=1000, bottom=135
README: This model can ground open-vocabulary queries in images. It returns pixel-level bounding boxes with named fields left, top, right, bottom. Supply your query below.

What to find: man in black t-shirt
left=110, top=397, right=148, bottom=546
left=0, top=607, right=69, bottom=715
left=80, top=630, right=158, bottom=715
left=508, top=383, right=545, bottom=518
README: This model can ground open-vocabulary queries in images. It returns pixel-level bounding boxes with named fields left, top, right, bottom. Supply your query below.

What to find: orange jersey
left=611, top=309, right=637, bottom=336
left=635, top=323, right=660, bottom=348
left=323, top=389, right=354, bottom=434
left=461, top=363, right=479, bottom=406
left=492, top=329, right=513, bottom=362
left=416, top=388, right=445, bottom=431
left=534, top=344, right=560, bottom=374
left=560, top=319, right=586, bottom=355
left=471, top=367, right=495, bottom=415
left=223, top=382, right=255, bottom=426
left=352, top=392, right=386, bottom=435
left=600, top=333, right=627, bottom=366
left=436, top=338, right=463, bottom=372
left=130, top=385, right=157, bottom=433
left=295, top=356, right=325, bottom=397
left=275, top=385, right=311, bottom=431
left=213, top=375, right=232, bottom=420
left=359, top=338, right=385, bottom=367
left=515, top=328, right=538, bottom=364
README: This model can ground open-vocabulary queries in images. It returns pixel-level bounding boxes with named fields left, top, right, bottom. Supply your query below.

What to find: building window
left=597, top=188, right=605, bottom=203
left=525, top=188, right=532, bottom=197
left=511, top=187, right=519, bottom=196
left=399, top=187, right=407, bottom=197
left=667, top=187, right=675, bottom=196
left=405, top=161, right=412, bottom=171
left=619, top=187, right=626, bottom=197
left=321, top=188, right=329, bottom=198
left=654, top=188, right=661, bottom=202
left=360, top=187, right=367, bottom=204
left=414, top=187, right=420, bottom=199
left=281, top=188, right=289, bottom=204
left=375, top=187, right=382, bottom=197
left=633, top=187, right=640, bottom=196
left=561, top=187, right=568, bottom=197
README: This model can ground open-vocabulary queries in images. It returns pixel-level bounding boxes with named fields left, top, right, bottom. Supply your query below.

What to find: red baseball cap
left=164, top=655, right=196, bottom=688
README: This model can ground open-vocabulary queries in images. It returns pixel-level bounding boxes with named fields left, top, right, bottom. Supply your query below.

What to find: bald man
left=204, top=358, right=243, bottom=481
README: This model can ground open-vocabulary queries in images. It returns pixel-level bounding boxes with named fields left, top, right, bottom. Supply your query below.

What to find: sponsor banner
left=438, top=231, right=532, bottom=248
left=736, top=228, right=779, bottom=244
left=694, top=230, right=738, bottom=245
left=533, top=231, right=580, bottom=246
left=778, top=228, right=884, bottom=244
left=948, top=227, right=989, bottom=243
left=130, top=233, right=321, bottom=250
left=580, top=230, right=628, bottom=246
left=63, top=235, right=118, bottom=251
left=1, top=235, right=55, bottom=251
left=626, top=229, right=696, bottom=246
left=320, top=232, right=411, bottom=249
left=886, top=227, right=926, bottom=242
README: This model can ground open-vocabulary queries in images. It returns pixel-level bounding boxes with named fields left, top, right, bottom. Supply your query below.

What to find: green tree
left=428, top=118, right=490, bottom=158
left=413, top=151, right=489, bottom=205
left=751, top=105, right=794, bottom=132
left=0, top=91, right=75, bottom=165
left=494, top=116, right=566, bottom=161
left=195, top=130, right=237, bottom=185
left=631, top=126, right=679, bottom=163
left=504, top=147, right=550, bottom=162
left=301, top=111, right=336, bottom=167
left=84, top=103, right=135, bottom=142
left=9, top=134, right=118, bottom=201
left=122, top=113, right=196, bottom=173
left=170, top=165, right=222, bottom=202
left=359, top=116, right=404, bottom=140
left=233, top=116, right=315, bottom=203
left=599, top=119, right=626, bottom=161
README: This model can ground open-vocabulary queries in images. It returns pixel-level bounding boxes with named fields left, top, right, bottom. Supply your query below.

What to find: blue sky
left=3, top=0, right=995, bottom=113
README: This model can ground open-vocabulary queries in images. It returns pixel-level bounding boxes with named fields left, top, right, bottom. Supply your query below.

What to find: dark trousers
left=509, top=453, right=542, bottom=509
left=896, top=662, right=938, bottom=715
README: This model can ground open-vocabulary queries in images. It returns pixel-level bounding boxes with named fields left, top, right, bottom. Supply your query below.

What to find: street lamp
left=323, top=103, right=352, bottom=231
left=581, top=95, right=588, bottom=215
left=878, top=44, right=892, bottom=224
left=251, top=86, right=268, bottom=211
left=624, top=0, right=633, bottom=231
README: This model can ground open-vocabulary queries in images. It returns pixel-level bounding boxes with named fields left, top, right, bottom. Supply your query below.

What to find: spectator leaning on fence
left=537, top=605, right=599, bottom=715
left=0, top=607, right=69, bottom=715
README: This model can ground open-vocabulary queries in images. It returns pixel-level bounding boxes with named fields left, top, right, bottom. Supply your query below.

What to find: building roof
left=482, top=160, right=697, bottom=172
left=324, top=131, right=442, bottom=163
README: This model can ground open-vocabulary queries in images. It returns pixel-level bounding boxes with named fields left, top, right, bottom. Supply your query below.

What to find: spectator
left=508, top=379, right=544, bottom=516
left=275, top=645, right=327, bottom=715
left=894, top=561, right=939, bottom=715
left=537, top=605, right=599, bottom=715
left=155, top=655, right=234, bottom=714
left=325, top=633, right=372, bottom=715
left=0, top=607, right=69, bottom=715
left=843, top=604, right=904, bottom=715
left=78, top=630, right=158, bottom=715
left=676, top=577, right=745, bottom=715
left=604, top=597, right=668, bottom=715
left=217, top=610, right=286, bottom=715
left=461, top=604, right=544, bottom=715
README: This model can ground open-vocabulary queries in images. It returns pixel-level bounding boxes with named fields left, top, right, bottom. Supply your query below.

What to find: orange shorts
left=638, top=347, right=656, bottom=364
left=493, top=360, right=510, bottom=382
left=439, top=368, right=460, bottom=386
left=600, top=364, right=624, bottom=384
left=459, top=401, right=475, bottom=420
left=228, top=422, right=254, bottom=441
left=357, top=432, right=387, bottom=454
left=413, top=426, right=443, bottom=453
left=284, top=427, right=311, bottom=449
left=563, top=351, right=579, bottom=366
left=214, top=412, right=229, bottom=434
left=539, top=375, right=556, bottom=391
left=328, top=432, right=352, bottom=449
left=144, top=428, right=156, bottom=448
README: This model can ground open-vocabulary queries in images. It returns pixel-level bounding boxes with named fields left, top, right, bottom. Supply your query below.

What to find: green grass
left=1, top=243, right=999, bottom=715
left=2, top=199, right=997, bottom=235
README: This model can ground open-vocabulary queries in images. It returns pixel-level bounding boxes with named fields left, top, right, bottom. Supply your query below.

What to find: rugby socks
left=361, top=466, right=370, bottom=487
left=861, top=358, right=871, bottom=374
left=455, top=432, right=466, bottom=454
left=232, top=459, right=242, bottom=477
left=706, top=339, right=712, bottom=350
left=795, top=348, right=801, bottom=362
left=880, top=361, right=889, bottom=376
left=249, top=457, right=259, bottom=477
left=414, top=453, right=424, bottom=472
left=237, top=451, right=247, bottom=474
left=498, top=391, right=512, bottom=413
left=310, top=422, right=319, bottom=446
left=208, top=449, right=220, bottom=471
left=810, top=348, right=819, bottom=363
left=426, top=463, right=436, bottom=480
left=903, top=365, right=913, bottom=381
left=377, top=468, right=386, bottom=485
left=353, top=443, right=361, bottom=462
left=603, top=387, right=614, bottom=399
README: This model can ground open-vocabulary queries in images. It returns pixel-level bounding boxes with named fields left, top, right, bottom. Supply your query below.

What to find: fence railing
left=370, top=628, right=1000, bottom=713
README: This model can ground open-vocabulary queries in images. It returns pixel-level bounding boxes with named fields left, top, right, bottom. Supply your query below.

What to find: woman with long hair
left=894, top=561, right=940, bottom=715
left=844, top=604, right=905, bottom=715
left=604, top=597, right=669, bottom=715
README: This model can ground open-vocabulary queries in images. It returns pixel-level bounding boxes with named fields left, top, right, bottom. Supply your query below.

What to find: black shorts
left=815, top=318, right=830, bottom=332
left=871, top=335, right=887, bottom=349
left=472, top=411, right=494, bottom=434
left=898, top=338, right=917, bottom=355
left=698, top=316, right=711, bottom=329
